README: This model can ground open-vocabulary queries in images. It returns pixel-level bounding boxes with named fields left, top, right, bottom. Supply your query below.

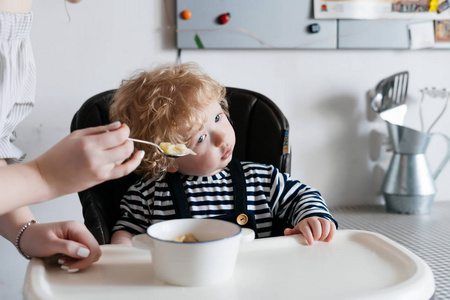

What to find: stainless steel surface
left=331, top=202, right=450, bottom=300
left=386, top=121, right=430, bottom=154
left=127, top=138, right=191, bottom=158
left=370, top=71, right=409, bottom=113
left=383, top=194, right=435, bottom=215
left=382, top=122, right=450, bottom=214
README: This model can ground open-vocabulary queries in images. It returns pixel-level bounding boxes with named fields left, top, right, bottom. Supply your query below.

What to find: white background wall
left=2, top=0, right=450, bottom=298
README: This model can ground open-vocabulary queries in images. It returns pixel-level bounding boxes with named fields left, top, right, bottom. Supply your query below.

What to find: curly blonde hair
left=110, top=62, right=228, bottom=179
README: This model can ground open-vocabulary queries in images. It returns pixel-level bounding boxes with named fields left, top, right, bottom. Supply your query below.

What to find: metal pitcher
left=382, top=121, right=450, bottom=214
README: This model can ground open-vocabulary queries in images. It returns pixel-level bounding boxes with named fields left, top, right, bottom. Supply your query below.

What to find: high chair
left=71, top=87, right=291, bottom=244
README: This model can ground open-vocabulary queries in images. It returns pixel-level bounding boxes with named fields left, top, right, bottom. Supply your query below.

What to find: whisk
left=419, top=87, right=450, bottom=133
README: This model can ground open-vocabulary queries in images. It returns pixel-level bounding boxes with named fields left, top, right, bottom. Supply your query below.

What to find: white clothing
left=0, top=12, right=35, bottom=164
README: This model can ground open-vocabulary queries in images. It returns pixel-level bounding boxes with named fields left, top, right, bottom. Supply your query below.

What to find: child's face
left=174, top=101, right=235, bottom=176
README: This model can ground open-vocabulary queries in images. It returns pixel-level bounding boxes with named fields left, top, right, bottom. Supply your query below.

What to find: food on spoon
left=173, top=233, right=199, bottom=243
left=159, top=142, right=196, bottom=156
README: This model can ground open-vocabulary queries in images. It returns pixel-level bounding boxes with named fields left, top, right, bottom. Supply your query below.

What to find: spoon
left=127, top=138, right=194, bottom=158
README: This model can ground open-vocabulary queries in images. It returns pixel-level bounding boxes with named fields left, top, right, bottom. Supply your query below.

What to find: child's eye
left=215, top=114, right=221, bottom=122
left=197, top=134, right=206, bottom=143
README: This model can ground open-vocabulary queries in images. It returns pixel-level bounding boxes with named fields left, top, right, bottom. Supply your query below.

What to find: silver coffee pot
left=382, top=121, right=450, bottom=214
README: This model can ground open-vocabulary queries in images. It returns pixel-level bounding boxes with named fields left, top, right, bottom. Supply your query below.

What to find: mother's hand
left=20, top=221, right=101, bottom=272
left=35, top=122, right=144, bottom=198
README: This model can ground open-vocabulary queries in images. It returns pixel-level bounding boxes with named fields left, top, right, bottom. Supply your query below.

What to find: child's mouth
left=222, top=148, right=233, bottom=160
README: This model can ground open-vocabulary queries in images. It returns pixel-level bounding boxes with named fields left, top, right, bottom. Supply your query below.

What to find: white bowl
left=132, top=219, right=255, bottom=286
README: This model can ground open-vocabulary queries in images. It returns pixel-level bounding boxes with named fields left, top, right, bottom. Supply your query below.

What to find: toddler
left=110, top=62, right=337, bottom=245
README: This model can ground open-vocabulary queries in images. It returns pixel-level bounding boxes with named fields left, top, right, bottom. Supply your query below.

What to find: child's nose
left=212, top=130, right=227, bottom=147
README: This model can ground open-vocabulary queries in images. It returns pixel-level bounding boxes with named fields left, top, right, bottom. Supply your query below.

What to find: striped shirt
left=0, top=12, right=36, bottom=164
left=113, top=161, right=337, bottom=238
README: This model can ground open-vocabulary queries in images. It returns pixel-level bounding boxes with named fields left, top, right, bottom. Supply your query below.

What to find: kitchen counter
left=331, top=201, right=450, bottom=300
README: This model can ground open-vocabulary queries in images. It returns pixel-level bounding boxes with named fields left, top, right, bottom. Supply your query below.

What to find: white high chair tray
left=23, top=230, right=434, bottom=300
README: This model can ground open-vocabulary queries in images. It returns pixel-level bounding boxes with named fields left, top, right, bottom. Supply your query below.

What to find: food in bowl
left=132, top=219, right=254, bottom=286
left=159, top=142, right=196, bottom=156
left=173, top=233, right=199, bottom=243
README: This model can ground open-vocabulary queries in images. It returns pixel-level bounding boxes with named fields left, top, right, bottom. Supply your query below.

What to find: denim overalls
left=165, top=159, right=290, bottom=238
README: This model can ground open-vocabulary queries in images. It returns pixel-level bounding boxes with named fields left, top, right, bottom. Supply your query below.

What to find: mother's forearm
left=0, top=206, right=35, bottom=244
left=0, top=161, right=55, bottom=215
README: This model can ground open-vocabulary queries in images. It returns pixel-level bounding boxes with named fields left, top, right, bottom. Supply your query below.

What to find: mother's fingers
left=53, top=222, right=102, bottom=272
left=59, top=255, right=98, bottom=272
left=101, top=139, right=135, bottom=165
left=73, top=121, right=123, bottom=136
left=81, top=126, right=135, bottom=168
left=107, top=150, right=145, bottom=180
left=96, top=124, right=131, bottom=150
left=75, top=123, right=131, bottom=151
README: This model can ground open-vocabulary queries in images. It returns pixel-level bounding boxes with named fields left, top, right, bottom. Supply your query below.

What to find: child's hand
left=284, top=217, right=336, bottom=245
left=110, top=230, right=134, bottom=246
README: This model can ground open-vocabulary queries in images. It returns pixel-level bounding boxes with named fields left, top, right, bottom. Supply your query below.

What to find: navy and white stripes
left=114, top=161, right=337, bottom=238
left=0, top=12, right=36, bottom=164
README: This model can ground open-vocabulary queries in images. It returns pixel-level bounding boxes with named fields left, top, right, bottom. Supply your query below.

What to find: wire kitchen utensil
left=370, top=71, right=409, bottom=113
left=419, top=87, right=450, bottom=133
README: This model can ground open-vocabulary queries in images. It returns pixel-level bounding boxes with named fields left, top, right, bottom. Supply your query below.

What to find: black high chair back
left=71, top=87, right=291, bottom=244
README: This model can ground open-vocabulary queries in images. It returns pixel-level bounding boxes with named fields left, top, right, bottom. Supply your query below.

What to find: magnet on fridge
left=180, top=10, right=192, bottom=20
left=217, top=13, right=231, bottom=25
left=308, top=23, right=320, bottom=34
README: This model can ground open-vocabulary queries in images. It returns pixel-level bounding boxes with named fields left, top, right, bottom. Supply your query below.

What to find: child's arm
left=111, top=178, right=155, bottom=246
left=284, top=216, right=336, bottom=245
left=111, top=230, right=134, bottom=246
left=264, top=165, right=337, bottom=243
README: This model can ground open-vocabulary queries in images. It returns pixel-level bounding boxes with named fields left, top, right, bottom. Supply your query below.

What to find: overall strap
left=227, top=158, right=247, bottom=212
left=165, top=158, right=248, bottom=217
left=165, top=172, right=191, bottom=218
